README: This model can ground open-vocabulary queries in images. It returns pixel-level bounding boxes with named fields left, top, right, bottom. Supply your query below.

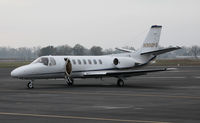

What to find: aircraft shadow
left=32, top=83, right=171, bottom=90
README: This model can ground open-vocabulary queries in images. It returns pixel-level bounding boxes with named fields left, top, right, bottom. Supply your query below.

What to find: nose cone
left=11, top=66, right=26, bottom=78
left=11, top=68, right=20, bottom=78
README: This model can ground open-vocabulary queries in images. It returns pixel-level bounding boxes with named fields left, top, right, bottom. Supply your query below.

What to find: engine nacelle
left=113, top=57, right=135, bottom=69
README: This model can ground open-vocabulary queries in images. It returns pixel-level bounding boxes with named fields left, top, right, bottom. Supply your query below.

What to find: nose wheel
left=27, top=80, right=34, bottom=89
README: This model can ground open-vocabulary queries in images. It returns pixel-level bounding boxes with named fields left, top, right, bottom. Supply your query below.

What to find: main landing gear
left=65, top=76, right=74, bottom=86
left=27, top=80, right=34, bottom=89
left=117, top=79, right=125, bottom=87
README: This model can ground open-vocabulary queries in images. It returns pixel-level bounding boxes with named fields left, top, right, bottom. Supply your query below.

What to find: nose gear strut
left=27, top=80, right=34, bottom=89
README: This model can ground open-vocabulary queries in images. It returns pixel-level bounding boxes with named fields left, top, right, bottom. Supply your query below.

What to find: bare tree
left=38, top=46, right=56, bottom=56
left=190, top=45, right=200, bottom=59
left=56, top=45, right=72, bottom=55
left=73, top=44, right=87, bottom=55
left=90, top=46, right=103, bottom=55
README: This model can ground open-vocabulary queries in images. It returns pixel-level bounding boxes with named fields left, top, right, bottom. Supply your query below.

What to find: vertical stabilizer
left=140, top=25, right=162, bottom=53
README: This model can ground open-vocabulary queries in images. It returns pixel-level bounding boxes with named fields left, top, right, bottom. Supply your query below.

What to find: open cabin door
left=64, top=58, right=72, bottom=76
left=64, top=58, right=74, bottom=86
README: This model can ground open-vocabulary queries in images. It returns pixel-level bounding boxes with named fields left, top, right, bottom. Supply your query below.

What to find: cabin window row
left=72, top=59, right=102, bottom=65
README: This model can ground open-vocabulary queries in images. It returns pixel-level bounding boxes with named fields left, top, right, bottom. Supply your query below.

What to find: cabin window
left=93, top=59, right=97, bottom=64
left=88, top=59, right=92, bottom=64
left=83, top=59, right=87, bottom=64
left=98, top=59, right=102, bottom=64
left=49, top=57, right=56, bottom=66
left=72, top=59, right=76, bottom=64
left=41, top=57, right=49, bottom=66
left=78, top=59, right=81, bottom=64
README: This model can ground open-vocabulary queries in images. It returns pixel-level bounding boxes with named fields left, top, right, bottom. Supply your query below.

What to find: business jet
left=11, top=25, right=180, bottom=89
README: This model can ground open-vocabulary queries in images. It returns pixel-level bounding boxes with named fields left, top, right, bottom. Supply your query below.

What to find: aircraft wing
left=83, top=68, right=175, bottom=78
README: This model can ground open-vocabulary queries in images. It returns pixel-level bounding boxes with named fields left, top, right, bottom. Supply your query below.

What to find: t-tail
left=115, top=25, right=180, bottom=65
left=139, top=25, right=180, bottom=56
left=126, top=25, right=181, bottom=66
left=140, top=25, right=162, bottom=54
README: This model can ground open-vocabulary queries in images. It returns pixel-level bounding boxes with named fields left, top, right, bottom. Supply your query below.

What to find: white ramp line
left=0, top=112, right=171, bottom=123
left=194, top=76, right=200, bottom=79
left=0, top=90, right=200, bottom=99
left=135, top=77, right=185, bottom=79
left=93, top=105, right=133, bottom=109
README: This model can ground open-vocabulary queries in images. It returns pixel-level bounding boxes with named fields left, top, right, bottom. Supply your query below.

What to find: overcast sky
left=0, top=0, right=199, bottom=49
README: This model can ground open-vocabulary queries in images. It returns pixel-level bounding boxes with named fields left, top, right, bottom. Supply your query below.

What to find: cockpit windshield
left=32, top=57, right=56, bottom=66
left=32, top=57, right=49, bottom=66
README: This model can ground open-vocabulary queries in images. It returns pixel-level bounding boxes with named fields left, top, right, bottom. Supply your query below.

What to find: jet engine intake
left=113, top=57, right=135, bottom=69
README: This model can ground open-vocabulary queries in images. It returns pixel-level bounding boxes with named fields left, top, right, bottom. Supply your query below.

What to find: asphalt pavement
left=0, top=66, right=200, bottom=123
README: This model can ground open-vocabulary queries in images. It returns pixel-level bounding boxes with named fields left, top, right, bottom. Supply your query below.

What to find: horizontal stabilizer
left=140, top=47, right=181, bottom=55
left=115, top=48, right=135, bottom=53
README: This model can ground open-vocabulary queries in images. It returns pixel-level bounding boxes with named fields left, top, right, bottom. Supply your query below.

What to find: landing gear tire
left=67, top=79, right=74, bottom=86
left=65, top=77, right=74, bottom=86
left=27, top=81, right=33, bottom=89
left=117, top=79, right=124, bottom=87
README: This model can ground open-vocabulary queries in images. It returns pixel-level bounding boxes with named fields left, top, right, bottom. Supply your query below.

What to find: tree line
left=0, top=44, right=199, bottom=60
left=38, top=44, right=105, bottom=56
left=158, top=45, right=200, bottom=59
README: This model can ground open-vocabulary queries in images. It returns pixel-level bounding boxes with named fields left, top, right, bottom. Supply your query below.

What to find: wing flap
left=106, top=68, right=166, bottom=76
left=83, top=68, right=174, bottom=78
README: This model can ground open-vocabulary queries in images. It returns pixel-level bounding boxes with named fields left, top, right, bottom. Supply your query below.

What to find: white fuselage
left=10, top=52, right=152, bottom=80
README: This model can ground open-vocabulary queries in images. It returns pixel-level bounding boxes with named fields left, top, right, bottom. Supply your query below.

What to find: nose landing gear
left=27, top=80, right=34, bottom=89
